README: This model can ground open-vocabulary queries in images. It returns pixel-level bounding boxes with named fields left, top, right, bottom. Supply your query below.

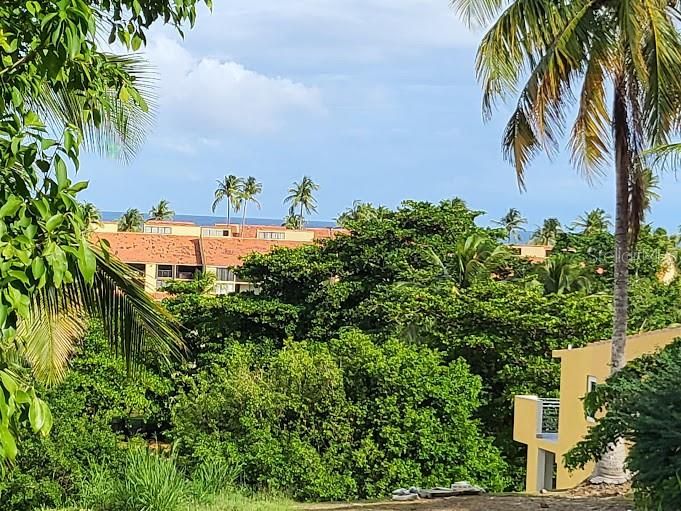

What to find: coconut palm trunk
left=590, top=74, right=631, bottom=486
left=226, top=198, right=231, bottom=227
left=241, top=202, right=248, bottom=233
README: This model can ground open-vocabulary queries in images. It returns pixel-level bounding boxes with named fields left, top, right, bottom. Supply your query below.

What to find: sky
left=78, top=0, right=681, bottom=231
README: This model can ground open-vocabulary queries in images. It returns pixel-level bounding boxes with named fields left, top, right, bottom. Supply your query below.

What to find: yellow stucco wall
left=511, top=244, right=550, bottom=260
left=95, top=221, right=119, bottom=233
left=516, top=326, right=681, bottom=493
left=144, top=223, right=201, bottom=236
left=144, top=263, right=157, bottom=293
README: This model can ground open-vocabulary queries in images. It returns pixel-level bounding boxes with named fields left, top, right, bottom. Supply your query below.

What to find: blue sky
left=78, top=0, right=681, bottom=231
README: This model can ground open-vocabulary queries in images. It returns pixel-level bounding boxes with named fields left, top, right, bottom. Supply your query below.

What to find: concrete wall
left=516, top=326, right=681, bottom=492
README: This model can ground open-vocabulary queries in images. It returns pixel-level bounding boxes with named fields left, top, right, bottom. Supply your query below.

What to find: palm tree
left=531, top=218, right=562, bottom=246
left=493, top=208, right=527, bottom=242
left=634, top=168, right=661, bottom=223
left=238, top=177, right=262, bottom=232
left=282, top=212, right=304, bottom=230
left=82, top=202, right=101, bottom=226
left=117, top=208, right=144, bottom=232
left=283, top=176, right=319, bottom=227
left=535, top=255, right=592, bottom=295
left=149, top=199, right=174, bottom=221
left=212, top=175, right=242, bottom=227
left=452, top=0, right=681, bottom=482
left=572, top=209, right=612, bottom=235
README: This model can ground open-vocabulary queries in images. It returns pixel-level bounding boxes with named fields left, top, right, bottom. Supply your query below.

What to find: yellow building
left=510, top=244, right=552, bottom=261
left=514, top=326, right=681, bottom=493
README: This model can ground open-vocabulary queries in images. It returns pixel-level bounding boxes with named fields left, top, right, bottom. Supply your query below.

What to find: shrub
left=171, top=330, right=510, bottom=500
left=112, top=448, right=189, bottom=511
left=1, top=327, right=174, bottom=511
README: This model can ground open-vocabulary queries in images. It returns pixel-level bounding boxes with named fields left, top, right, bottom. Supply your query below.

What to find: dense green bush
left=0, top=329, right=173, bottom=511
left=171, top=330, right=509, bottom=500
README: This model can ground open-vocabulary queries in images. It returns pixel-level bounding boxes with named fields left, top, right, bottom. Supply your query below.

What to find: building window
left=215, top=268, right=235, bottom=282
left=258, top=231, right=285, bottom=240
left=157, top=265, right=173, bottom=278
left=203, top=228, right=230, bottom=237
left=144, top=226, right=172, bottom=234
left=586, top=376, right=598, bottom=422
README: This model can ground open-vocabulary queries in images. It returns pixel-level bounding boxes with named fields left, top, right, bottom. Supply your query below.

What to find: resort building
left=513, top=326, right=681, bottom=493
left=93, top=220, right=340, bottom=297
left=510, top=244, right=552, bottom=262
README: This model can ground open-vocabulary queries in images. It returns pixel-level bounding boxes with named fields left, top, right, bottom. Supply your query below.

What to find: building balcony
left=513, top=395, right=560, bottom=444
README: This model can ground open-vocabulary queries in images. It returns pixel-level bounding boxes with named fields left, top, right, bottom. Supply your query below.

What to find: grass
left=43, top=492, right=295, bottom=511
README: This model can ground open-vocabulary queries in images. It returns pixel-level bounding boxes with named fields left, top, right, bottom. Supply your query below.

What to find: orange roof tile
left=92, top=232, right=310, bottom=268
left=201, top=238, right=303, bottom=267
left=94, top=233, right=202, bottom=265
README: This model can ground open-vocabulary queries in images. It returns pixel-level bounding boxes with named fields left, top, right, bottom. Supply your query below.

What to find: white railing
left=537, top=398, right=560, bottom=437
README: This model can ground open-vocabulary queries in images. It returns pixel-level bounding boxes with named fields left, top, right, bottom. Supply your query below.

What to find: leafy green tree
left=0, top=0, right=206, bottom=464
left=211, top=175, right=242, bottom=227
left=238, top=177, right=262, bottom=232
left=284, top=176, right=319, bottom=226
left=336, top=201, right=390, bottom=229
left=531, top=218, right=562, bottom=246
left=171, top=330, right=510, bottom=500
left=148, top=200, right=174, bottom=221
left=452, top=0, right=681, bottom=480
left=117, top=208, right=144, bottom=232
left=571, top=209, right=611, bottom=235
left=493, top=208, right=526, bottom=242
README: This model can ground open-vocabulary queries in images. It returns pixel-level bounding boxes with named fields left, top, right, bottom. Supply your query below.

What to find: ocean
left=101, top=211, right=337, bottom=228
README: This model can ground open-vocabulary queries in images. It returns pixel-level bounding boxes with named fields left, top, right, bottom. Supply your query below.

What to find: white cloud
left=145, top=36, right=324, bottom=134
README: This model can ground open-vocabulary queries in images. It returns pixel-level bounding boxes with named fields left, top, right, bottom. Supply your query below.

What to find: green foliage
left=171, top=330, right=509, bottom=500
left=112, top=448, right=188, bottom=511
left=1, top=0, right=206, bottom=463
left=0, top=327, right=173, bottom=510
left=566, top=340, right=681, bottom=510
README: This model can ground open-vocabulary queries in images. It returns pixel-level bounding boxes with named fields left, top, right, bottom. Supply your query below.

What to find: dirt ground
left=300, top=494, right=632, bottom=511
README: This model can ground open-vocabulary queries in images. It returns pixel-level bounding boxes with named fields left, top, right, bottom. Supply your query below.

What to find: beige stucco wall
left=512, top=244, right=550, bottom=260
left=144, top=263, right=157, bottom=293
left=95, top=221, right=119, bottom=233
left=144, top=223, right=201, bottom=236
left=517, top=326, right=681, bottom=493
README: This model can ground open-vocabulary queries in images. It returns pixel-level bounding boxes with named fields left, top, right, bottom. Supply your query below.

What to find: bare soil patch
left=300, top=494, right=632, bottom=511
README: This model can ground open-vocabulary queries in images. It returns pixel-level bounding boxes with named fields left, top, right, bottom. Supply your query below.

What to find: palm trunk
left=590, top=74, right=630, bottom=485
left=300, top=203, right=304, bottom=227
left=227, top=198, right=231, bottom=228
left=241, top=203, right=247, bottom=234
left=611, top=76, right=630, bottom=374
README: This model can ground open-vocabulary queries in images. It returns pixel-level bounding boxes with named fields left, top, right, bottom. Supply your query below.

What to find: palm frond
left=16, top=245, right=184, bottom=384
left=32, top=53, right=156, bottom=163
left=16, top=286, right=87, bottom=385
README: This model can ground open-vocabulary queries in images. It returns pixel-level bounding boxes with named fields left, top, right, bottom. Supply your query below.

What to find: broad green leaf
left=32, top=257, right=45, bottom=279
left=0, top=195, right=22, bottom=218
left=78, top=242, right=96, bottom=283
left=0, top=426, right=17, bottom=461
left=46, top=213, right=64, bottom=232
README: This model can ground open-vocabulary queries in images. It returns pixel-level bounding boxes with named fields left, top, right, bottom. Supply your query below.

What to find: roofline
left=552, top=325, right=681, bottom=358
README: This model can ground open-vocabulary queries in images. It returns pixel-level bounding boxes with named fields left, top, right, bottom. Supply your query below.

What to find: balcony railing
left=537, top=398, right=560, bottom=438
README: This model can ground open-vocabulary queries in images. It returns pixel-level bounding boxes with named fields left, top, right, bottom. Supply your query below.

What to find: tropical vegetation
left=212, top=175, right=242, bottom=226
left=149, top=200, right=175, bottom=221
left=0, top=0, right=205, bottom=469
left=451, top=0, right=681, bottom=480
left=284, top=176, right=319, bottom=227
left=117, top=208, right=144, bottom=232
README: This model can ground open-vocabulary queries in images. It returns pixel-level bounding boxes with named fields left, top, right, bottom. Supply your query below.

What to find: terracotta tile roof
left=201, top=238, right=303, bottom=267
left=92, top=232, right=309, bottom=268
left=93, top=233, right=202, bottom=265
